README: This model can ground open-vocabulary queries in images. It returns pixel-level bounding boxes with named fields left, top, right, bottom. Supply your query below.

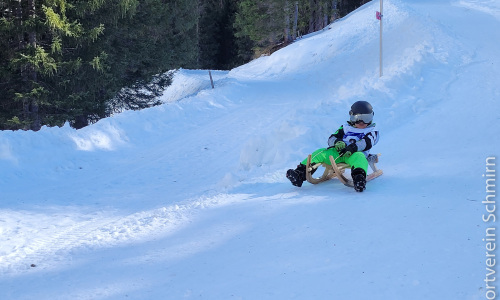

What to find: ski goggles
left=349, top=113, right=373, bottom=124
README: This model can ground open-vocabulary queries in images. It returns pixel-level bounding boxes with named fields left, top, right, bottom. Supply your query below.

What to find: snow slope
left=1, top=0, right=499, bottom=299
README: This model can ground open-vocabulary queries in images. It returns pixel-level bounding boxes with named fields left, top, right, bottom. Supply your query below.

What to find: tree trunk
left=292, top=1, right=298, bottom=39
left=27, top=0, right=41, bottom=130
left=14, top=0, right=23, bottom=50
left=284, top=1, right=291, bottom=43
left=15, top=0, right=30, bottom=124
left=308, top=0, right=315, bottom=33
left=331, top=0, right=338, bottom=22
left=317, top=1, right=323, bottom=30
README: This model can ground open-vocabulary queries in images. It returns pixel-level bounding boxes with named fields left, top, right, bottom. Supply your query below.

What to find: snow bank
left=1, top=0, right=499, bottom=299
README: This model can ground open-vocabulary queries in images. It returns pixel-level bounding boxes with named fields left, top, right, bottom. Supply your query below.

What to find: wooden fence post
left=209, top=70, right=214, bottom=89
left=379, top=0, right=383, bottom=77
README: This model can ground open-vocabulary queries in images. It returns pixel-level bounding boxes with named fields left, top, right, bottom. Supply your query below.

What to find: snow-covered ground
left=1, top=0, right=499, bottom=299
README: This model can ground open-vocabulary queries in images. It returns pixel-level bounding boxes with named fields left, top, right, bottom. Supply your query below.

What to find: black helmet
left=349, top=101, right=374, bottom=124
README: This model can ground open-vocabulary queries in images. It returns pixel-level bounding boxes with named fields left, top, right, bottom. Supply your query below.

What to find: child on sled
left=286, top=101, right=379, bottom=192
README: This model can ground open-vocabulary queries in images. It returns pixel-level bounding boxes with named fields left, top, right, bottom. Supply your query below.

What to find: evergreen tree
left=0, top=0, right=365, bottom=131
left=232, top=0, right=370, bottom=60
left=0, top=0, right=59, bottom=130
left=0, top=0, right=199, bottom=130
left=0, top=0, right=139, bottom=130
left=90, top=0, right=199, bottom=123
left=198, top=0, right=241, bottom=70
left=234, top=0, right=279, bottom=57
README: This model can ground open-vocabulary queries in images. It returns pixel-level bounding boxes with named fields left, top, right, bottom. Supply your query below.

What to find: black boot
left=351, top=168, right=367, bottom=192
left=286, top=164, right=307, bottom=187
left=309, top=163, right=318, bottom=176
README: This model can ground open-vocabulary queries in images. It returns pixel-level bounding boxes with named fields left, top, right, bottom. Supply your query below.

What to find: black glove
left=339, top=143, right=358, bottom=158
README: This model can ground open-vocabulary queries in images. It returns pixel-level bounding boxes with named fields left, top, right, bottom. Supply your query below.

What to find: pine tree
left=0, top=0, right=139, bottom=130
left=105, top=0, right=199, bottom=116
left=63, top=0, right=199, bottom=127
left=198, top=0, right=241, bottom=69
left=234, top=0, right=285, bottom=57
left=0, top=0, right=58, bottom=130
left=234, top=0, right=340, bottom=58
left=0, top=0, right=200, bottom=130
left=0, top=0, right=361, bottom=131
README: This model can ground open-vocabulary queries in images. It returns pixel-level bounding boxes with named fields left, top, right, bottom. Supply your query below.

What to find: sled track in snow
left=0, top=214, right=121, bottom=274
left=0, top=207, right=190, bottom=274
left=0, top=194, right=247, bottom=275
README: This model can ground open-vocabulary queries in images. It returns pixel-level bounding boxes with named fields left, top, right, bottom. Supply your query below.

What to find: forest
left=0, top=0, right=369, bottom=131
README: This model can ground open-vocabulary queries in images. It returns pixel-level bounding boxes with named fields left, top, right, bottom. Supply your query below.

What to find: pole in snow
left=209, top=70, right=214, bottom=89
left=377, top=0, right=383, bottom=77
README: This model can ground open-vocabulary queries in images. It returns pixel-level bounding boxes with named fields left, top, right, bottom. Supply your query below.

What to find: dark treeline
left=0, top=0, right=368, bottom=131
